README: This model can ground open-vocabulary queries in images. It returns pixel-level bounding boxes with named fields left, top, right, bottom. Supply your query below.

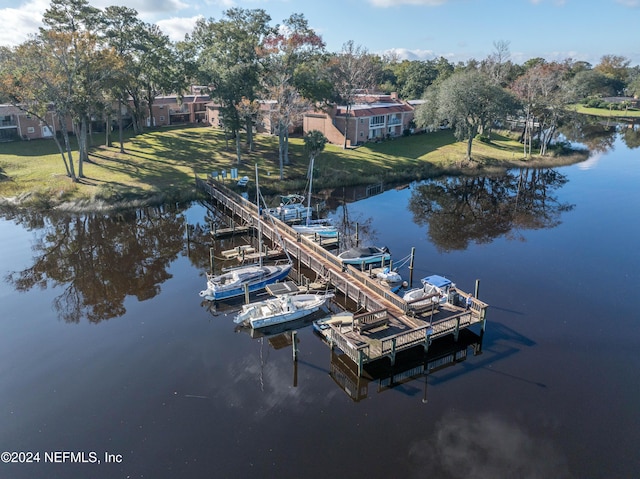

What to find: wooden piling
left=409, top=247, right=416, bottom=287
left=244, top=283, right=250, bottom=304
left=292, top=331, right=298, bottom=361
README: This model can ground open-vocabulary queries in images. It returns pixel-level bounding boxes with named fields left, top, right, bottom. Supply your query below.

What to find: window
left=370, top=115, right=384, bottom=127
left=27, top=127, right=35, bottom=133
left=159, top=116, right=165, bottom=121
left=360, top=118, right=363, bottom=124
left=360, top=132, right=363, bottom=137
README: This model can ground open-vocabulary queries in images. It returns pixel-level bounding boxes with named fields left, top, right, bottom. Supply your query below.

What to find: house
left=303, top=94, right=416, bottom=147
left=148, top=93, right=210, bottom=127
left=205, top=99, right=302, bottom=135
left=0, top=104, right=72, bottom=141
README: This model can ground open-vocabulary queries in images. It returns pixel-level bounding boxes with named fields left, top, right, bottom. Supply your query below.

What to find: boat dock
left=196, top=175, right=489, bottom=375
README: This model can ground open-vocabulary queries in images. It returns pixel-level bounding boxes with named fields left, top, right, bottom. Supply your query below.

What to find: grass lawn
left=569, top=104, right=640, bottom=118
left=0, top=125, right=586, bottom=210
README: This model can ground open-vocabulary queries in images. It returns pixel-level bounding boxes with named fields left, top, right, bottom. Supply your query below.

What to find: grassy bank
left=569, top=104, right=640, bottom=119
left=0, top=125, right=587, bottom=210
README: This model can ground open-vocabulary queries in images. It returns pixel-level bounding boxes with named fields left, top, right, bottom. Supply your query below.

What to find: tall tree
left=191, top=8, right=273, bottom=164
left=512, top=62, right=572, bottom=156
left=263, top=13, right=325, bottom=178
left=39, top=0, right=106, bottom=179
left=329, top=41, right=380, bottom=149
left=594, top=55, right=630, bottom=95
left=416, top=69, right=516, bottom=160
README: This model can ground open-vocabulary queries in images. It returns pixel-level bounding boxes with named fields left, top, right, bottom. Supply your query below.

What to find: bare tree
left=329, top=41, right=380, bottom=149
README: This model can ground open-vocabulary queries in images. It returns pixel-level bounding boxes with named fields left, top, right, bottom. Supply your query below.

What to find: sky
left=1, top=0, right=638, bottom=66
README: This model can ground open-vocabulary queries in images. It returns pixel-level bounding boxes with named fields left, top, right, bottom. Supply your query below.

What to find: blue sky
left=1, top=0, right=638, bottom=66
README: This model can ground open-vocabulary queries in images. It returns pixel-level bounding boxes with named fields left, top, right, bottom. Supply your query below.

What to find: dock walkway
left=196, top=176, right=488, bottom=375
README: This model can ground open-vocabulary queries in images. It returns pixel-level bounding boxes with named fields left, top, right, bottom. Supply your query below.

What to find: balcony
left=0, top=118, right=18, bottom=128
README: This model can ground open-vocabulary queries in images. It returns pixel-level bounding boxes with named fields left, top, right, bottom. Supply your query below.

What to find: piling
left=292, top=331, right=298, bottom=361
left=244, top=283, right=250, bottom=304
left=409, top=247, right=416, bottom=287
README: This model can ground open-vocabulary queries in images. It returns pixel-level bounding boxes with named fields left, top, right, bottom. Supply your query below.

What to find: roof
left=336, top=102, right=414, bottom=117
left=421, top=275, right=452, bottom=289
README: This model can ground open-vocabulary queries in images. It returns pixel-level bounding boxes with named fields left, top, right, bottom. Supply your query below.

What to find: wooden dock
left=196, top=175, right=489, bottom=375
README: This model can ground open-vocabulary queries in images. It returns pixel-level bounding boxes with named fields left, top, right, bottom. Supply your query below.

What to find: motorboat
left=199, top=263, right=292, bottom=301
left=375, top=267, right=405, bottom=293
left=234, top=292, right=334, bottom=329
left=266, top=194, right=312, bottom=222
left=403, top=274, right=453, bottom=308
left=292, top=222, right=338, bottom=237
left=337, top=246, right=391, bottom=266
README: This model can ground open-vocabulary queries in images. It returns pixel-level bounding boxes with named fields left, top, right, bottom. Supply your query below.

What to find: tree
left=594, top=55, right=630, bottom=95
left=263, top=13, right=325, bottom=178
left=329, top=41, right=380, bottom=149
left=416, top=69, right=516, bottom=160
left=39, top=0, right=108, bottom=179
left=304, top=130, right=327, bottom=164
left=0, top=40, right=75, bottom=177
left=191, top=8, right=273, bottom=164
left=512, top=62, right=572, bottom=156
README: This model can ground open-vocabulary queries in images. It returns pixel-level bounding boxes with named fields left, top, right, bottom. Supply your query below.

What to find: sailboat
left=291, top=156, right=338, bottom=237
left=199, top=165, right=292, bottom=301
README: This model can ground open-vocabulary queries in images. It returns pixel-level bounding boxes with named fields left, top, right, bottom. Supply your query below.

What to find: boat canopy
left=422, top=275, right=452, bottom=289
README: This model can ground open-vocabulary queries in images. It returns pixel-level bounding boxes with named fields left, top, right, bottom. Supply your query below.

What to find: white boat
left=234, top=292, right=334, bottom=329
left=292, top=222, right=338, bottom=237
left=199, top=164, right=292, bottom=301
left=291, top=156, right=338, bottom=237
left=199, top=263, right=293, bottom=301
left=375, top=267, right=405, bottom=293
left=337, top=246, right=391, bottom=266
left=403, top=274, right=453, bottom=308
left=266, top=194, right=312, bottom=222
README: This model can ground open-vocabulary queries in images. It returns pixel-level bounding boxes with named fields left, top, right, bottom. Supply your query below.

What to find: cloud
left=0, top=0, right=48, bottom=46
left=615, top=0, right=640, bottom=6
left=382, top=48, right=437, bottom=60
left=91, top=0, right=189, bottom=14
left=156, top=16, right=203, bottom=42
left=407, top=412, right=571, bottom=479
left=369, top=0, right=447, bottom=6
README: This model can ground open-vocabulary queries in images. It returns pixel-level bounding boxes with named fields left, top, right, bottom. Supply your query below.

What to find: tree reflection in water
left=4, top=205, right=189, bottom=323
left=408, top=169, right=574, bottom=252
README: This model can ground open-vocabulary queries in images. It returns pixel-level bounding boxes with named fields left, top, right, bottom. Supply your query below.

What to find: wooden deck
left=196, top=175, right=489, bottom=376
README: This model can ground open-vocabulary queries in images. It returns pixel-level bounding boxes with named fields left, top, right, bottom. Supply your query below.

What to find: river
left=1, top=125, right=639, bottom=478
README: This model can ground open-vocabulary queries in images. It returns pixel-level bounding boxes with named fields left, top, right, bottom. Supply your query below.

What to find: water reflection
left=560, top=114, right=640, bottom=151
left=3, top=205, right=188, bottom=323
left=408, top=169, right=575, bottom=251
left=329, top=330, right=484, bottom=403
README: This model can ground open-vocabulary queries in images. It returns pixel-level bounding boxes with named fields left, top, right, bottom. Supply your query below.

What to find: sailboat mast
left=306, top=156, right=314, bottom=226
left=255, top=164, right=263, bottom=267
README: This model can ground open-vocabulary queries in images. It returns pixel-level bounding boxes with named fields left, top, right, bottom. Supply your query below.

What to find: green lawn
left=0, top=125, right=585, bottom=209
left=569, top=104, right=640, bottom=118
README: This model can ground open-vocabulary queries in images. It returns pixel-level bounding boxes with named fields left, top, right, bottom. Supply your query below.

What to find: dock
left=196, top=176, right=488, bottom=375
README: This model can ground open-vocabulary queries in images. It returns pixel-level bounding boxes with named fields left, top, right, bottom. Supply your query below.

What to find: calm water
left=1, top=131, right=639, bottom=479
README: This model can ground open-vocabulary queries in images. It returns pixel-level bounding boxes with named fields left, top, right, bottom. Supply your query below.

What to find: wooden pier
left=196, top=175, right=489, bottom=375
